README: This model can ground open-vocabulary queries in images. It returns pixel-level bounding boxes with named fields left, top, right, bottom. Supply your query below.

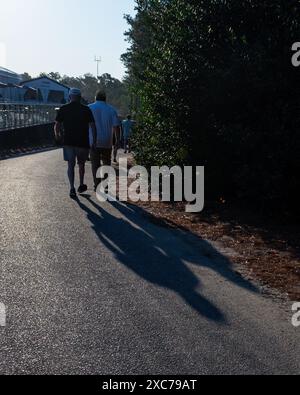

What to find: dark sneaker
left=78, top=185, right=88, bottom=194
left=70, top=189, right=77, bottom=199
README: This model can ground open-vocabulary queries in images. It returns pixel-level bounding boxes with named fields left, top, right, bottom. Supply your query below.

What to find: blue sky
left=0, top=0, right=135, bottom=80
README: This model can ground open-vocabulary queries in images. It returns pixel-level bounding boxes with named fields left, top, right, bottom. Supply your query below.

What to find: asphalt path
left=0, top=149, right=299, bottom=375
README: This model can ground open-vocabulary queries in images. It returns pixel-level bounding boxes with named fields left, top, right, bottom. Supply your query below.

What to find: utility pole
left=94, top=56, right=101, bottom=78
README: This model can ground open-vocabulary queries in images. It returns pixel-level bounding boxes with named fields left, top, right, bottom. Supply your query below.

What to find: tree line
left=21, top=72, right=131, bottom=117
left=122, top=0, right=300, bottom=218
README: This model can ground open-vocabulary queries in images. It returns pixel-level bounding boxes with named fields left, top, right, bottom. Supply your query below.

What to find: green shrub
left=123, top=0, right=300, bottom=216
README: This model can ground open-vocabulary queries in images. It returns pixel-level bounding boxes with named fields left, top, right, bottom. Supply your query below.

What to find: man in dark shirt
left=54, top=88, right=97, bottom=198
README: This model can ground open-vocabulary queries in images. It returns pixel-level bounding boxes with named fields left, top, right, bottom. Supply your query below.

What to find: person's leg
left=101, top=148, right=113, bottom=167
left=90, top=148, right=101, bottom=189
left=68, top=160, right=76, bottom=190
left=98, top=149, right=112, bottom=194
left=77, top=162, right=88, bottom=194
left=76, top=148, right=89, bottom=191
left=64, top=147, right=76, bottom=194
left=113, top=145, right=118, bottom=163
left=78, top=163, right=85, bottom=186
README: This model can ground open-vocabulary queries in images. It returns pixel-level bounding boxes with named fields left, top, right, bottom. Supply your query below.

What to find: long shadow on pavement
left=76, top=196, right=258, bottom=324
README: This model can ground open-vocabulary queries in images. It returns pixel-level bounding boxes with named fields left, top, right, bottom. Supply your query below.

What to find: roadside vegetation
left=122, top=0, right=300, bottom=299
left=122, top=0, right=300, bottom=218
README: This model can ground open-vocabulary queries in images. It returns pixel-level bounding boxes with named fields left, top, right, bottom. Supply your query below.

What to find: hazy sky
left=0, top=0, right=135, bottom=80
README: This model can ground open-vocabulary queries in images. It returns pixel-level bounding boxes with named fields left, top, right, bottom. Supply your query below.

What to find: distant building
left=0, top=68, right=70, bottom=104
left=21, top=77, right=70, bottom=104
left=0, top=66, right=22, bottom=85
left=0, top=67, right=23, bottom=102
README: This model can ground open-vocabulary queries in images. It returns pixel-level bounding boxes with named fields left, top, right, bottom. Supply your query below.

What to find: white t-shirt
left=89, top=101, right=120, bottom=148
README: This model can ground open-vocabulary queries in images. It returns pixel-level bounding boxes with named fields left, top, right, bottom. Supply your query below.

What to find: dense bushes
left=122, top=0, right=300, bottom=217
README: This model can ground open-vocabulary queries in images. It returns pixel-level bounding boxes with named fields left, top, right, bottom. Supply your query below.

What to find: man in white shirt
left=89, top=90, right=121, bottom=190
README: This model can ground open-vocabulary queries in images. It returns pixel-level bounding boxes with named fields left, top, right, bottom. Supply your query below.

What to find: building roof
left=21, top=76, right=70, bottom=90
left=0, top=66, right=21, bottom=77
left=0, top=67, right=22, bottom=85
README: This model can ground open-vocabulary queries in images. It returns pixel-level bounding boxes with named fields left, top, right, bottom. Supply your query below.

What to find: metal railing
left=0, top=103, right=59, bottom=131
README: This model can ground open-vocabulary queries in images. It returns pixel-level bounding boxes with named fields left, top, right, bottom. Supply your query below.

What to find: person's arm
left=54, top=107, right=64, bottom=141
left=90, top=122, right=97, bottom=149
left=54, top=121, right=63, bottom=140
left=87, top=107, right=97, bottom=149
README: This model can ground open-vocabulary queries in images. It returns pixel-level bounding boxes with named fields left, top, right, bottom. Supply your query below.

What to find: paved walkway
left=0, top=149, right=299, bottom=374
